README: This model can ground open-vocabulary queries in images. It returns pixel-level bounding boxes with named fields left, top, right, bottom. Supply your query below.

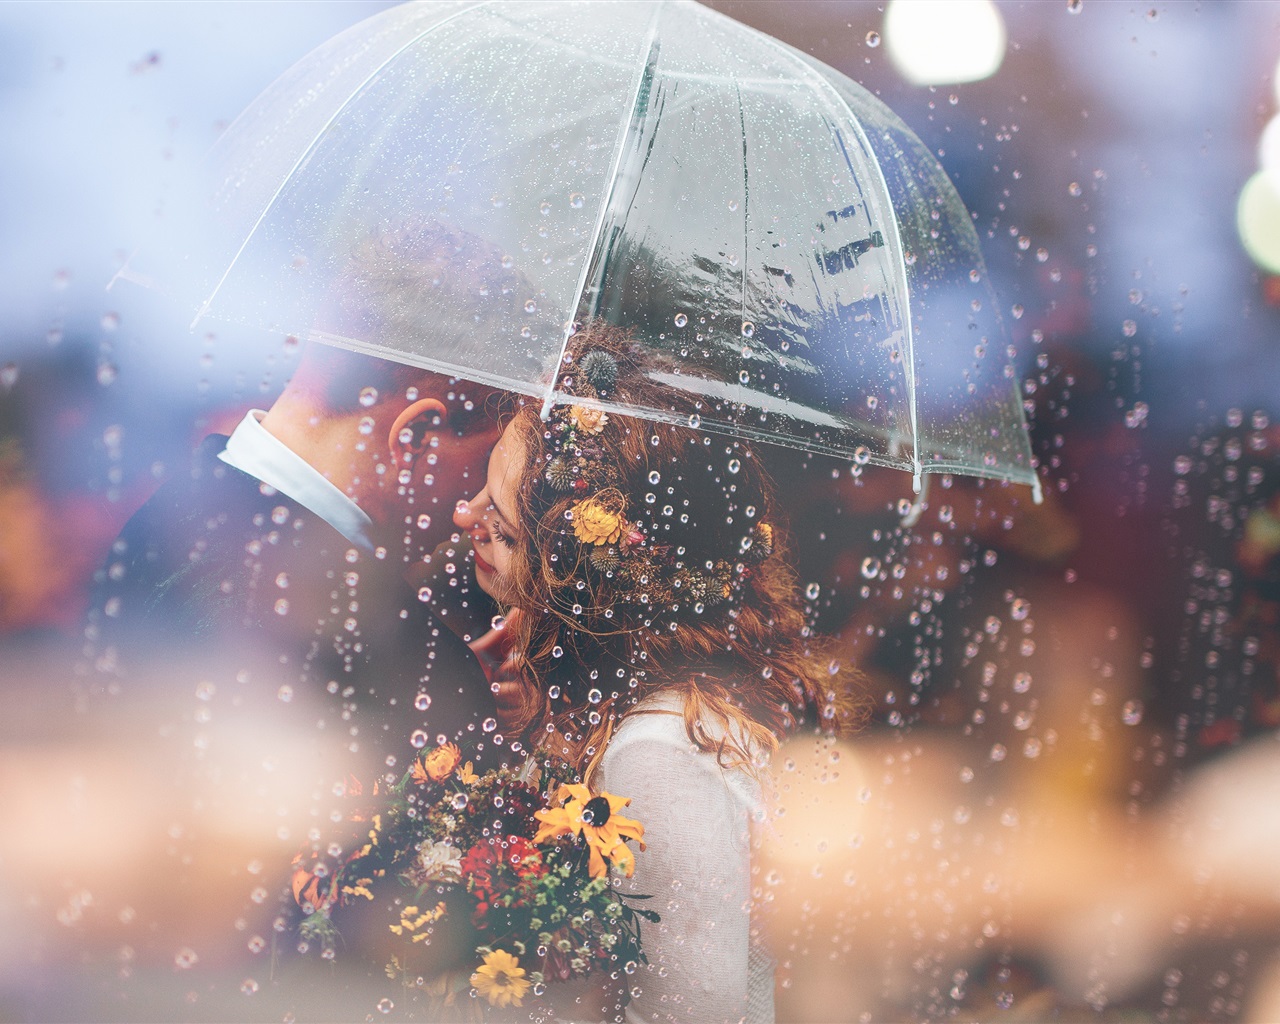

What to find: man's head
left=263, top=343, right=501, bottom=567
left=261, top=217, right=544, bottom=569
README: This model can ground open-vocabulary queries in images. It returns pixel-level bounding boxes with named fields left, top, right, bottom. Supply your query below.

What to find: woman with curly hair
left=453, top=322, right=862, bottom=1023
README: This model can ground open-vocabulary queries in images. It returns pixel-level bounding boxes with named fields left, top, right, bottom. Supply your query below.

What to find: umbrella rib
left=730, top=28, right=922, bottom=491
left=191, top=0, right=498, bottom=330
left=735, top=77, right=750, bottom=333
left=540, top=1, right=667, bottom=420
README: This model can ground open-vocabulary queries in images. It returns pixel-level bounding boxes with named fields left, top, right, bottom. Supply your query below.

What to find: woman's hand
left=468, top=607, right=525, bottom=734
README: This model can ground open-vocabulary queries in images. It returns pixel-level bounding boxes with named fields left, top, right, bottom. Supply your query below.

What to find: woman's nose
left=453, top=493, right=484, bottom=531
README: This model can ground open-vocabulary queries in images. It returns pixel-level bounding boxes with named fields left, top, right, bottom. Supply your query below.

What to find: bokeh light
left=1237, top=170, right=1280, bottom=274
left=883, top=0, right=1006, bottom=87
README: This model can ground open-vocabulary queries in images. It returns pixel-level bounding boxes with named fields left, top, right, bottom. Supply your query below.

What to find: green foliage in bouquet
left=289, top=742, right=657, bottom=1012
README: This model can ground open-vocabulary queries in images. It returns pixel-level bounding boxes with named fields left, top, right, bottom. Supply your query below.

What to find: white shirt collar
left=217, top=410, right=375, bottom=551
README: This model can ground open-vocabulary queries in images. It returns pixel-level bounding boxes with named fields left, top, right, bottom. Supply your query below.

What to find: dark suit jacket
left=91, top=433, right=498, bottom=776
left=81, top=435, right=501, bottom=1021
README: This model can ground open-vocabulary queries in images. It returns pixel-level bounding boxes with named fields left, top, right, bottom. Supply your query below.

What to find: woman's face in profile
left=454, top=425, right=523, bottom=606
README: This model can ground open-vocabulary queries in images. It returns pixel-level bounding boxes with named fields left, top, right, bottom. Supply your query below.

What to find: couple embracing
left=94, top=316, right=860, bottom=1022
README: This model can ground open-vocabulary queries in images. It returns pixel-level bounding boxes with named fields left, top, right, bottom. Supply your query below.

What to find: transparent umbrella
left=119, top=0, right=1040, bottom=502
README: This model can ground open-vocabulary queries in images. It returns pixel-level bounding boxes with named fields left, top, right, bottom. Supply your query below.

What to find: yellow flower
left=533, top=783, right=646, bottom=878
left=757, top=522, right=773, bottom=550
left=470, top=948, right=531, bottom=1007
left=572, top=488, right=626, bottom=546
left=458, top=761, right=479, bottom=785
left=412, top=742, right=462, bottom=784
left=569, top=404, right=608, bottom=434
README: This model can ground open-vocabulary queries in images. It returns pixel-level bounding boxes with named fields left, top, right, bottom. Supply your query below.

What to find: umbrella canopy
left=120, top=0, right=1040, bottom=500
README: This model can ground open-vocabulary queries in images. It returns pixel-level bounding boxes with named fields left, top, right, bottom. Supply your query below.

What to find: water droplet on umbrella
left=410, top=729, right=429, bottom=748
left=688, top=413, right=701, bottom=428
left=1010, top=598, right=1029, bottom=620
left=417, top=513, right=432, bottom=530
left=174, top=948, right=198, bottom=969
left=359, top=387, right=378, bottom=407
left=853, top=446, right=870, bottom=465
left=414, top=692, right=431, bottom=711
left=860, top=557, right=880, bottom=579
left=524, top=299, right=537, bottom=313
left=805, top=582, right=820, bottom=600
left=865, top=29, right=881, bottom=46
left=738, top=369, right=750, bottom=384
left=588, top=688, right=602, bottom=704
left=358, top=416, right=374, bottom=435
left=274, top=599, right=288, bottom=616
left=450, top=793, right=468, bottom=810
left=1122, top=700, right=1144, bottom=725
left=483, top=717, right=497, bottom=732
left=741, top=321, right=754, bottom=338
left=417, top=587, right=433, bottom=603
left=376, top=998, right=394, bottom=1014
left=674, top=312, right=688, bottom=328
left=552, top=645, right=564, bottom=658
left=866, top=395, right=878, bottom=410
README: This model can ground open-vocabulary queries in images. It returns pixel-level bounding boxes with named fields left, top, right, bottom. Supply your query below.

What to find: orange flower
left=411, top=742, right=462, bottom=784
left=533, top=783, right=645, bottom=878
left=290, top=855, right=336, bottom=911
left=571, top=488, right=627, bottom=546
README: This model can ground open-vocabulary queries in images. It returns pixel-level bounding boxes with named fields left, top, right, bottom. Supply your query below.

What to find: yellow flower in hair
left=569, top=404, right=608, bottom=434
left=758, top=522, right=773, bottom=549
left=572, top=488, right=626, bottom=546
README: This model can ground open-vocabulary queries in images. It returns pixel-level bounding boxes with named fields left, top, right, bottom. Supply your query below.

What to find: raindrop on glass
left=358, top=387, right=378, bottom=407
left=805, top=582, right=820, bottom=600
left=414, top=692, right=431, bottom=712
left=674, top=313, right=688, bottom=328
left=865, top=30, right=880, bottom=46
left=417, top=587, right=433, bottom=603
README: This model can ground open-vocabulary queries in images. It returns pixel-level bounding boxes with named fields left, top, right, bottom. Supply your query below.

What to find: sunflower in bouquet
left=290, top=742, right=657, bottom=1015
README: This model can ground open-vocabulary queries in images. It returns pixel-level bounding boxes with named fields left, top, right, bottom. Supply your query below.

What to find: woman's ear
left=388, top=398, right=448, bottom=464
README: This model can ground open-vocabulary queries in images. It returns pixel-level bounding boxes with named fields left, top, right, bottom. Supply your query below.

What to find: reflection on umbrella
left=117, top=0, right=1040, bottom=501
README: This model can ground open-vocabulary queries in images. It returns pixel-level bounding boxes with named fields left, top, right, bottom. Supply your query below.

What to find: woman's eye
left=491, top=523, right=515, bottom=548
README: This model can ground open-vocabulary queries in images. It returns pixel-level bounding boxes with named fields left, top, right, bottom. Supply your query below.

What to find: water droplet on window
left=674, top=312, right=688, bottom=328
left=358, top=386, right=378, bottom=407
left=865, top=30, right=881, bottom=46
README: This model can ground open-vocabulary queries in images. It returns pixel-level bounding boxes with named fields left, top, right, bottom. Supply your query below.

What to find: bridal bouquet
left=290, top=743, right=656, bottom=1014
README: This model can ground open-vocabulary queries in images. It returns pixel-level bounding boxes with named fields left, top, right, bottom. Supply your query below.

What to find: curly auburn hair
left=496, top=322, right=864, bottom=781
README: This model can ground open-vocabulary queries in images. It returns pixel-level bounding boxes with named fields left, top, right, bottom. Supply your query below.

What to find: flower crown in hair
left=540, top=348, right=773, bottom=609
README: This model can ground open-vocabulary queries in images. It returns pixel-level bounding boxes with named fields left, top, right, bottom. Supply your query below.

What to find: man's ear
left=388, top=398, right=448, bottom=464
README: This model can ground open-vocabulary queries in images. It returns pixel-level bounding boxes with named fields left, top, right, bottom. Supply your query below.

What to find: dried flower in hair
left=577, top=349, right=619, bottom=395
left=569, top=405, right=608, bottom=434
left=571, top=488, right=627, bottom=546
left=545, top=457, right=576, bottom=492
left=589, top=546, right=621, bottom=573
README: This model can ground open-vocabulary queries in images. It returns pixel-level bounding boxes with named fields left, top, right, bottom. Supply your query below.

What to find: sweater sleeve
left=598, top=712, right=756, bottom=1024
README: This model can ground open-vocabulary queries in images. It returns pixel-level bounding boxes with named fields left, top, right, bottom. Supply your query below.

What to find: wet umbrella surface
left=121, top=0, right=1038, bottom=498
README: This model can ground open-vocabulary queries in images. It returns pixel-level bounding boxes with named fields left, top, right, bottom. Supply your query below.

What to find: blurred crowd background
left=3, top=2, right=1280, bottom=1021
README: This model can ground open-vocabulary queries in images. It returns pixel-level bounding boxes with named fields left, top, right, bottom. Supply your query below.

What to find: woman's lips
left=472, top=543, right=496, bottom=575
